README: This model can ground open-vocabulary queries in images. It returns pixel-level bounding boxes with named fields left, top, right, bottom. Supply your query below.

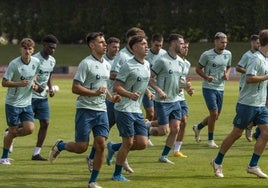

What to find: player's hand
left=206, top=76, right=214, bottom=82
left=96, top=86, right=107, bottom=96
left=186, top=78, right=192, bottom=89
left=157, top=89, right=167, bottom=100
left=32, top=82, right=44, bottom=93
left=222, top=71, right=229, bottom=80
left=187, top=88, right=194, bottom=96
left=129, top=91, right=141, bottom=101
left=49, top=90, right=55, bottom=97
left=21, top=79, right=29, bottom=87
left=112, top=94, right=121, bottom=103
left=146, top=90, right=155, bottom=100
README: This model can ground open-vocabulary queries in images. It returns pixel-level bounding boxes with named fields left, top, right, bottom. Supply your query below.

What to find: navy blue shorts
left=106, top=100, right=116, bottom=127
left=115, top=110, right=148, bottom=137
left=5, top=104, right=34, bottom=126
left=155, top=101, right=181, bottom=125
left=233, top=103, right=268, bottom=129
left=203, top=88, right=223, bottom=112
left=142, top=94, right=154, bottom=109
left=75, top=108, right=109, bottom=142
left=179, top=100, right=188, bottom=117
left=32, top=98, right=50, bottom=121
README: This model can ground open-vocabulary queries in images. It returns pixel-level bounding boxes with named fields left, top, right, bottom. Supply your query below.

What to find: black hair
left=167, top=34, right=183, bottom=44
left=86, top=32, right=104, bottom=46
left=151, top=34, right=163, bottom=42
left=42, top=34, right=58, bottom=44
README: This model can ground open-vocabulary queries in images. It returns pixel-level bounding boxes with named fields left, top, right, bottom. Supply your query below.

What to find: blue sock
left=214, top=152, right=224, bottom=165
left=1, top=148, right=9, bottom=158
left=57, top=141, right=66, bottom=151
left=89, top=169, right=99, bottom=183
left=112, top=143, right=121, bottom=152
left=249, top=153, right=260, bottom=167
left=113, top=164, right=122, bottom=176
left=208, top=133, right=214, bottom=140
left=161, top=145, right=171, bottom=156
left=89, top=147, right=95, bottom=159
left=197, top=123, right=204, bottom=130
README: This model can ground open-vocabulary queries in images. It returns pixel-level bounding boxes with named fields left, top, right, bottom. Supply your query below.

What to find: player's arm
left=106, top=90, right=121, bottom=103
left=145, top=88, right=155, bottom=100
left=149, top=71, right=166, bottom=99
left=246, top=74, right=268, bottom=83
left=113, top=80, right=140, bottom=101
left=223, top=66, right=231, bottom=80
left=72, top=80, right=106, bottom=96
left=195, top=64, right=213, bottom=82
left=236, top=65, right=246, bottom=74
left=2, top=78, right=29, bottom=87
left=47, top=73, right=55, bottom=97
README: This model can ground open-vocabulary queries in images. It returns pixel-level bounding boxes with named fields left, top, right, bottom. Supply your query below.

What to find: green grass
left=0, top=79, right=268, bottom=188
left=0, top=42, right=249, bottom=67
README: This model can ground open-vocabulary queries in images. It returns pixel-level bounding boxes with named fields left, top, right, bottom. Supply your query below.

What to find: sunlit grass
left=0, top=79, right=267, bottom=188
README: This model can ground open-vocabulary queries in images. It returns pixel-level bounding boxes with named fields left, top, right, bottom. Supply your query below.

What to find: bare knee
left=132, top=136, right=147, bottom=150
left=150, top=125, right=169, bottom=136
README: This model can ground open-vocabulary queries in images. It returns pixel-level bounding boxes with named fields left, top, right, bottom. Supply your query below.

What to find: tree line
left=0, top=0, right=267, bottom=44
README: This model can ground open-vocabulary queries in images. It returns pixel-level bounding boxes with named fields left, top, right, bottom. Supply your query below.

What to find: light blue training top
left=238, top=51, right=268, bottom=107
left=237, top=50, right=256, bottom=88
left=4, top=56, right=40, bottom=107
left=178, top=56, right=191, bottom=101
left=32, top=52, right=56, bottom=99
left=199, top=49, right=232, bottom=91
left=74, top=55, right=111, bottom=111
left=151, top=52, right=182, bottom=103
left=114, top=58, right=150, bottom=113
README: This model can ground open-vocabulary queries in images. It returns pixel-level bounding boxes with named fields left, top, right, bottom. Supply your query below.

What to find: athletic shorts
left=106, top=99, right=116, bottom=128
left=179, top=100, right=188, bottom=117
left=115, top=110, right=148, bottom=137
left=233, top=103, right=268, bottom=129
left=75, top=108, right=109, bottom=142
left=142, top=94, right=154, bottom=109
left=5, top=104, right=34, bottom=126
left=155, top=101, right=181, bottom=125
left=32, top=98, right=50, bottom=121
left=203, top=88, right=223, bottom=112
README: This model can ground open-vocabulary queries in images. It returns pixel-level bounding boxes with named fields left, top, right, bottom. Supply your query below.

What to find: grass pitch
left=0, top=79, right=268, bottom=188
